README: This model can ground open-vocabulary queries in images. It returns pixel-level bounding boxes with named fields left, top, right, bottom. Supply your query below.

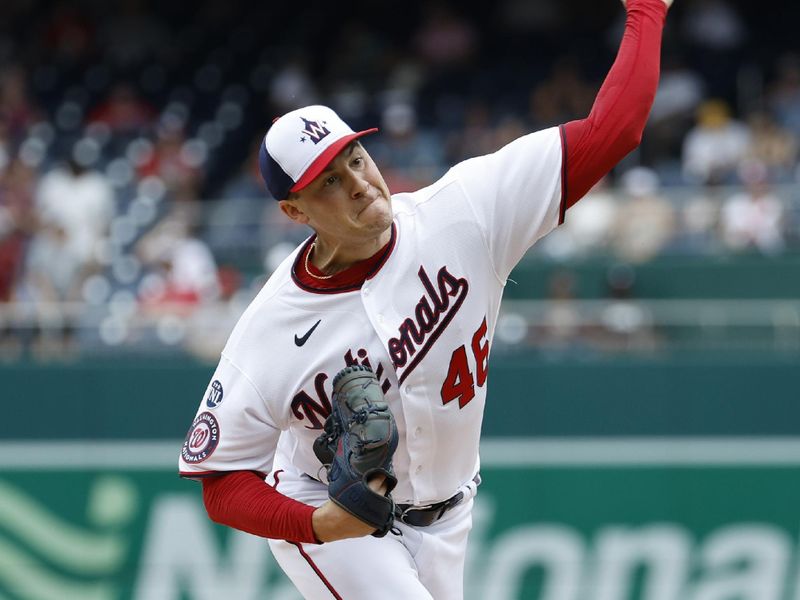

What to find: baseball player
left=179, top=0, right=673, bottom=597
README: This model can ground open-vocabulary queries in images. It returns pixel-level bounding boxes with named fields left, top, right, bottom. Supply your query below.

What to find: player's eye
left=323, top=175, right=338, bottom=187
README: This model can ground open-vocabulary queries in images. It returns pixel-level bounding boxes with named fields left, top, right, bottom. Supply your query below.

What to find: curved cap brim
left=289, top=128, right=378, bottom=193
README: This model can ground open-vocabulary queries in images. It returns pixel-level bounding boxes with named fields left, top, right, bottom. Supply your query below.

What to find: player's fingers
left=367, top=474, right=388, bottom=495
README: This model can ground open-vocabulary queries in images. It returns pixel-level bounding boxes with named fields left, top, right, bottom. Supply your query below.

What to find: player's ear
left=279, top=199, right=309, bottom=225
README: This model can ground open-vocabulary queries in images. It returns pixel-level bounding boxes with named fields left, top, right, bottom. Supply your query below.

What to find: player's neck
left=311, top=229, right=392, bottom=275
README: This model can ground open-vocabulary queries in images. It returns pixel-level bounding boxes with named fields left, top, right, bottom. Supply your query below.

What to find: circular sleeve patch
left=181, top=412, right=220, bottom=464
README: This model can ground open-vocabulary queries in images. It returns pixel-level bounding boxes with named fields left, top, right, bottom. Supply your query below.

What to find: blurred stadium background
left=1, top=0, right=799, bottom=598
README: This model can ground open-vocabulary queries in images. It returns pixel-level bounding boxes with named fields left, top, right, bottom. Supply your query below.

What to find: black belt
left=395, top=474, right=480, bottom=527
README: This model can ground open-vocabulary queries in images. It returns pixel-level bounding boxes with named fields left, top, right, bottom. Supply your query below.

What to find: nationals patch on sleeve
left=181, top=412, right=220, bottom=464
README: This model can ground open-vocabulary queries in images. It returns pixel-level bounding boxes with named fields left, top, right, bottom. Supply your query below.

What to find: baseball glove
left=313, top=364, right=399, bottom=537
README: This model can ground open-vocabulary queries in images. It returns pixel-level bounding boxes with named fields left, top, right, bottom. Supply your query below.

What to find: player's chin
left=358, top=196, right=392, bottom=224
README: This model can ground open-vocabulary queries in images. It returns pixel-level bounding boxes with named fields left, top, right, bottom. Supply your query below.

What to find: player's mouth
left=356, top=194, right=383, bottom=217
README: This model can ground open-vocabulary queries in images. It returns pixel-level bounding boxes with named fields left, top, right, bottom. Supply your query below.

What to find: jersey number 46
left=441, top=317, right=489, bottom=409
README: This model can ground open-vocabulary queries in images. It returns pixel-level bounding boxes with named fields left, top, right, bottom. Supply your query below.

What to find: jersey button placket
left=402, top=382, right=436, bottom=500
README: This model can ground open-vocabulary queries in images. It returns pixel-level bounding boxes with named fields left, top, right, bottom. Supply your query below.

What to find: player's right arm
left=202, top=471, right=319, bottom=542
left=182, top=354, right=386, bottom=544
left=203, top=470, right=387, bottom=543
left=179, top=354, right=321, bottom=544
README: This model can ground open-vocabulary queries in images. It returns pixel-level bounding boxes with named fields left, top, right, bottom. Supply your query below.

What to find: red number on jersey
left=440, top=317, right=490, bottom=409
left=472, top=317, right=489, bottom=387
left=441, top=345, right=475, bottom=408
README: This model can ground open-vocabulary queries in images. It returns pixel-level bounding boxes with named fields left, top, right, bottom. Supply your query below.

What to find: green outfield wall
left=4, top=355, right=799, bottom=440
left=1, top=440, right=799, bottom=600
left=4, top=352, right=799, bottom=599
left=504, top=255, right=800, bottom=300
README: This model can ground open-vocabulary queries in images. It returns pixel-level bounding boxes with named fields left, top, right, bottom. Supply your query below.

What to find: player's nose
left=347, top=171, right=370, bottom=199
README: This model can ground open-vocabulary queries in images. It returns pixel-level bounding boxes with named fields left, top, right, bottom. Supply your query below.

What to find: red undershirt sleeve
left=202, top=470, right=319, bottom=544
left=561, top=0, right=668, bottom=213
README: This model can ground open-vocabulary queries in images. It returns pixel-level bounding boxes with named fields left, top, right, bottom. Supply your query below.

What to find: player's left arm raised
left=621, top=0, right=673, bottom=7
left=445, top=0, right=673, bottom=284
left=561, top=0, right=672, bottom=207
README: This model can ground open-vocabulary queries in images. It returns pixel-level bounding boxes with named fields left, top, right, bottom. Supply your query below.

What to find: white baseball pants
left=267, top=466, right=474, bottom=600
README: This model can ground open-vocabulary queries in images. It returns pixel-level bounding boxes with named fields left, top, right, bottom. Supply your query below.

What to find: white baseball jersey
left=179, top=126, right=564, bottom=506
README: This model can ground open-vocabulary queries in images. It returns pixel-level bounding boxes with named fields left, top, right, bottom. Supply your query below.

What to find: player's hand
left=312, top=476, right=389, bottom=542
left=620, top=0, right=673, bottom=8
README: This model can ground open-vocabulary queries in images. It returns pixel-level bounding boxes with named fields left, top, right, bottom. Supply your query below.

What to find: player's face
left=280, top=142, right=393, bottom=247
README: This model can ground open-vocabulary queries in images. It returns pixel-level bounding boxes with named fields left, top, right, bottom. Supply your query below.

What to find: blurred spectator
left=98, top=0, right=169, bottom=70
left=269, top=57, right=318, bottom=114
left=40, top=1, right=96, bottom=68
left=413, top=3, right=478, bottom=70
left=681, top=99, right=750, bottom=185
left=649, top=57, right=706, bottom=125
left=767, top=53, right=800, bottom=137
left=571, top=179, right=619, bottom=253
left=681, top=0, right=746, bottom=98
left=22, top=228, right=83, bottom=357
left=382, top=57, right=426, bottom=103
left=0, top=160, right=33, bottom=357
left=529, top=57, right=595, bottom=129
left=682, top=0, right=746, bottom=52
left=672, top=186, right=723, bottom=255
left=533, top=269, right=584, bottom=354
left=22, top=153, right=115, bottom=356
left=744, top=111, right=798, bottom=182
left=497, top=0, right=565, bottom=36
left=137, top=207, right=220, bottom=317
left=613, top=167, right=676, bottom=262
left=31, top=153, right=115, bottom=281
left=444, top=99, right=497, bottom=164
left=720, top=161, right=785, bottom=255
left=0, top=158, right=36, bottom=302
left=87, top=82, right=157, bottom=135
left=0, top=65, right=41, bottom=142
left=643, top=56, right=705, bottom=169
left=540, top=177, right=618, bottom=260
left=137, top=125, right=203, bottom=197
left=325, top=22, right=389, bottom=92
left=207, top=141, right=276, bottom=262
left=491, top=115, right=527, bottom=152
left=595, top=264, right=659, bottom=353
left=0, top=121, right=10, bottom=175
left=183, top=266, right=249, bottom=362
left=368, top=102, right=445, bottom=191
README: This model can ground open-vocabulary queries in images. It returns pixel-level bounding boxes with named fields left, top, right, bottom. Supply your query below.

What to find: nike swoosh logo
left=294, top=319, right=322, bottom=347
